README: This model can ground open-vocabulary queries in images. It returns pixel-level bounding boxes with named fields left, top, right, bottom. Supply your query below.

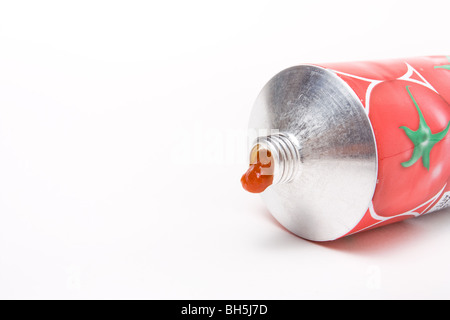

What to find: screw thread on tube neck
left=251, top=133, right=301, bottom=185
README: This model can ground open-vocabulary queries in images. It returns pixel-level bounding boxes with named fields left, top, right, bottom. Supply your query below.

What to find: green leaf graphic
left=400, top=86, right=450, bottom=170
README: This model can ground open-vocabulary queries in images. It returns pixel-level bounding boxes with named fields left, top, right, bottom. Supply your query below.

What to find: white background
left=1, top=0, right=450, bottom=299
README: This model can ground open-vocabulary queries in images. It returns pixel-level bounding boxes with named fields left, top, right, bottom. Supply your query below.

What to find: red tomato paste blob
left=241, top=148, right=274, bottom=193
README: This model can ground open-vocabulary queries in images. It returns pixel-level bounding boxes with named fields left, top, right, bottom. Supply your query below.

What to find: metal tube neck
left=252, top=133, right=301, bottom=185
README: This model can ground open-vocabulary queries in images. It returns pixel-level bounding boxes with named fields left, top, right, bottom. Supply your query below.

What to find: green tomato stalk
left=400, top=86, right=450, bottom=170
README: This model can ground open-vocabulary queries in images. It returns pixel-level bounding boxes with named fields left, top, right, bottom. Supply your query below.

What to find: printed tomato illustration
left=321, top=59, right=408, bottom=80
left=408, top=56, right=450, bottom=105
left=369, top=81, right=450, bottom=217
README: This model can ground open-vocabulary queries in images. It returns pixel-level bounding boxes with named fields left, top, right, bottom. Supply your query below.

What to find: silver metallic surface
left=251, top=133, right=301, bottom=185
left=249, top=65, right=378, bottom=241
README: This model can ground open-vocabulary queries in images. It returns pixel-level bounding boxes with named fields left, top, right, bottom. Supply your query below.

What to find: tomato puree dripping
left=241, top=148, right=274, bottom=193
